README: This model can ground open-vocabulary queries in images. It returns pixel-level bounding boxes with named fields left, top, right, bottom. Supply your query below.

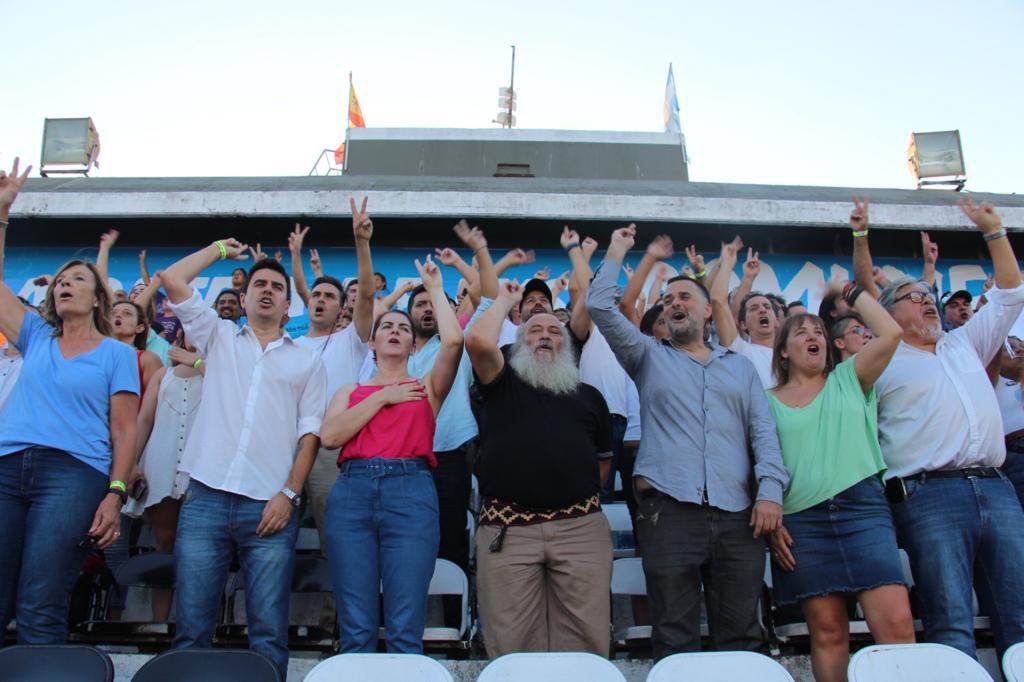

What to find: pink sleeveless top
left=338, top=382, right=437, bottom=467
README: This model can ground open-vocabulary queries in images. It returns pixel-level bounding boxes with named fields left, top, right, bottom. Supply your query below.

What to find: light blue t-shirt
left=406, top=298, right=492, bottom=452
left=0, top=312, right=140, bottom=474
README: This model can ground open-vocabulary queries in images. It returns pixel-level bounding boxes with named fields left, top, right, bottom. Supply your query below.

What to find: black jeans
left=431, top=441, right=472, bottom=626
left=635, top=489, right=765, bottom=660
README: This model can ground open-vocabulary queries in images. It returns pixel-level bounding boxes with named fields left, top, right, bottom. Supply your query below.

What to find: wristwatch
left=281, top=487, right=302, bottom=508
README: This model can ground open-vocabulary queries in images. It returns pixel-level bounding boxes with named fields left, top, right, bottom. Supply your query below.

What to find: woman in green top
left=768, top=281, right=914, bottom=682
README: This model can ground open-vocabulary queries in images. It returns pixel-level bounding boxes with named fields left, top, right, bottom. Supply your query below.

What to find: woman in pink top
left=321, top=255, right=463, bottom=654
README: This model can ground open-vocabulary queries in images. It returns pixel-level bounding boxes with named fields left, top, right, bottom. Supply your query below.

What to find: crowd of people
left=1, top=155, right=1024, bottom=681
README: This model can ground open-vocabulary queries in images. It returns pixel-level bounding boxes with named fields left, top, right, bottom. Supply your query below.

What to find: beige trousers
left=476, top=512, right=613, bottom=658
left=305, top=446, right=340, bottom=554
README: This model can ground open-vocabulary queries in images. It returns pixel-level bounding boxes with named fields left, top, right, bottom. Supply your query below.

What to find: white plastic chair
left=477, top=653, right=626, bottom=681
left=647, top=651, right=794, bottom=681
left=603, top=502, right=635, bottom=558
left=1004, top=641, right=1024, bottom=681
left=848, top=643, right=993, bottom=681
left=305, top=653, right=453, bottom=681
left=423, top=558, right=470, bottom=645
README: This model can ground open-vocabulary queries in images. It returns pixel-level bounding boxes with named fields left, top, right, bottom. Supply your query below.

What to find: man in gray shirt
left=587, top=225, right=788, bottom=659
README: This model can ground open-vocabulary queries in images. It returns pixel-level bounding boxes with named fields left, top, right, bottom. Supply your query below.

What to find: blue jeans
left=173, top=480, right=297, bottom=677
left=0, top=448, right=107, bottom=643
left=325, top=458, right=439, bottom=653
left=891, top=473, right=1024, bottom=659
left=1001, top=437, right=1024, bottom=508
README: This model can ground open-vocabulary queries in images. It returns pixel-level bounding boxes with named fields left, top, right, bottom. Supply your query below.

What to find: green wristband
left=193, top=358, right=203, bottom=369
left=109, top=480, right=127, bottom=493
left=852, top=230, right=868, bottom=238
left=214, top=240, right=228, bottom=260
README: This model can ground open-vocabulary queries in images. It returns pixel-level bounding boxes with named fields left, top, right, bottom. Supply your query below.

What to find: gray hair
left=878, top=277, right=928, bottom=310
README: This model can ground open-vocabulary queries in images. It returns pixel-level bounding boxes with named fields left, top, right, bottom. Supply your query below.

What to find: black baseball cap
left=520, top=278, right=553, bottom=309
left=940, top=290, right=972, bottom=309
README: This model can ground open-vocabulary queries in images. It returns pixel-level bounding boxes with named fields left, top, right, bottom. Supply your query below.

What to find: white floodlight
left=907, top=130, right=965, bottom=190
left=40, top=117, right=100, bottom=177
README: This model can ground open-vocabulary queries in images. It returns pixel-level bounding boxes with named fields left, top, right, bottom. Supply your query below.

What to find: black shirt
left=475, top=361, right=613, bottom=509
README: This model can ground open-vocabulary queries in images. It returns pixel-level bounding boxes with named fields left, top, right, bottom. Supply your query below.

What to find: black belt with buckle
left=885, top=467, right=1002, bottom=503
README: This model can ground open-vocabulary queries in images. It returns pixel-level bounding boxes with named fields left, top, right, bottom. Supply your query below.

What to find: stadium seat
left=847, top=643, right=993, bottom=681
left=1003, top=641, right=1024, bottom=681
left=646, top=651, right=794, bottom=681
left=76, top=552, right=177, bottom=646
left=131, top=648, right=281, bottom=682
left=305, top=653, right=454, bottom=681
left=603, top=502, right=636, bottom=558
left=295, top=527, right=321, bottom=554
left=221, top=555, right=335, bottom=649
left=0, top=644, right=114, bottom=682
left=477, top=652, right=627, bottom=681
left=424, top=558, right=472, bottom=650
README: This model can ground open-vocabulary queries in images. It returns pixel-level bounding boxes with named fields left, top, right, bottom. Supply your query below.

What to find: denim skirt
left=772, top=475, right=906, bottom=606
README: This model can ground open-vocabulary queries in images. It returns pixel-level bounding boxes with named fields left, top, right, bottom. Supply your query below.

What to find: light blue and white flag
left=663, top=64, right=681, bottom=134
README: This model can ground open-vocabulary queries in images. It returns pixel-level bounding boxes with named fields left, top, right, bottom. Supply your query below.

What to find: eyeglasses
left=893, top=291, right=936, bottom=306
left=842, top=325, right=869, bottom=337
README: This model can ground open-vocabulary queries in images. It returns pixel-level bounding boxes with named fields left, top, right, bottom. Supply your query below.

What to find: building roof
left=10, top=175, right=1022, bottom=232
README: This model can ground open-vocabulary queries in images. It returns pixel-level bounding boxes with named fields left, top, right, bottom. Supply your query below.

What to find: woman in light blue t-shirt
left=0, top=160, right=140, bottom=644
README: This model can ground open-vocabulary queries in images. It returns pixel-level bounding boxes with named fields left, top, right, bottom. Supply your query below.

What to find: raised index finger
left=360, top=196, right=368, bottom=216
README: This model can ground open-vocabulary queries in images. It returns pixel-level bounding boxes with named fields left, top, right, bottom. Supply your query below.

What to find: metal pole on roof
left=508, top=45, right=515, bottom=128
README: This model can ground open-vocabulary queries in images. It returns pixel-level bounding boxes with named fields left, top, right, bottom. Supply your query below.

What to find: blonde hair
left=41, top=260, right=114, bottom=337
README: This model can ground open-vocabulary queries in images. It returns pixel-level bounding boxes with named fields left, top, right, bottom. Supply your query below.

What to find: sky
left=2, top=0, right=1022, bottom=192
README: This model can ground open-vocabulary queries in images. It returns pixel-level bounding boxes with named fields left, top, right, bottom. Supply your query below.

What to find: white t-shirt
left=875, top=283, right=1024, bottom=478
left=996, top=378, right=1024, bottom=436
left=580, top=326, right=629, bottom=417
left=727, top=336, right=776, bottom=389
left=294, top=325, right=369, bottom=409
left=499, top=318, right=519, bottom=347
left=624, top=378, right=641, bottom=443
left=0, top=346, right=23, bottom=415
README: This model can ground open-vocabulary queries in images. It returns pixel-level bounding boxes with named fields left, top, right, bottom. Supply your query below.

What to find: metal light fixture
left=40, top=117, right=101, bottom=177
left=907, top=129, right=965, bottom=190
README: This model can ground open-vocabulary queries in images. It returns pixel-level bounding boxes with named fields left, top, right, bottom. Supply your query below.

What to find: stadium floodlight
left=40, top=117, right=101, bottom=177
left=907, top=129, right=965, bottom=190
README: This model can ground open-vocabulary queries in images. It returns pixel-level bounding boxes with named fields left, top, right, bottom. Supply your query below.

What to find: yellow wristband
left=214, top=240, right=228, bottom=260
left=852, top=230, right=869, bottom=238
left=193, top=358, right=203, bottom=369
left=109, top=480, right=127, bottom=493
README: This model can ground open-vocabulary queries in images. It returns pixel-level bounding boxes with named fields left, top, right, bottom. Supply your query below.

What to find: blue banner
left=3, top=246, right=1002, bottom=338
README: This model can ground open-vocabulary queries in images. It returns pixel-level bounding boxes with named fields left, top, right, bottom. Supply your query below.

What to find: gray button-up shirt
left=586, top=261, right=788, bottom=511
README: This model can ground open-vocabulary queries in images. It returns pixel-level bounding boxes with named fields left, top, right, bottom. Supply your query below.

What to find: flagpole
left=343, top=72, right=353, bottom=173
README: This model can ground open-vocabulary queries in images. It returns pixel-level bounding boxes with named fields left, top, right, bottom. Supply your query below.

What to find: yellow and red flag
left=335, top=77, right=366, bottom=165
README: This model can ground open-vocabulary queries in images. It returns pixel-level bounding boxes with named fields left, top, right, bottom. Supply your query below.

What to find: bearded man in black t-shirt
left=466, top=280, right=614, bottom=659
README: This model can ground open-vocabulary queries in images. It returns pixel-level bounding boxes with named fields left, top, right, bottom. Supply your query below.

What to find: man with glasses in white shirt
left=871, top=197, right=1024, bottom=663
left=162, top=238, right=327, bottom=678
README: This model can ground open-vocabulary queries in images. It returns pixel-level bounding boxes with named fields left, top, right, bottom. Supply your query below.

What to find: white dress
left=123, top=368, right=202, bottom=517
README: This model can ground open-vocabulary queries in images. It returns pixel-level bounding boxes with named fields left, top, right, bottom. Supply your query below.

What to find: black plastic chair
left=0, top=644, right=114, bottom=682
left=131, top=648, right=282, bottom=682
left=77, top=552, right=178, bottom=647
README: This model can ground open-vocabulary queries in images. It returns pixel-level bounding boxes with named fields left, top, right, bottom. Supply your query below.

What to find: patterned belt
left=479, top=494, right=601, bottom=527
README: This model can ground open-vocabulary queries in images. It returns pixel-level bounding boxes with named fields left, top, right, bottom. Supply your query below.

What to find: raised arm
left=435, top=248, right=479, bottom=305
left=960, top=196, right=1021, bottom=291
left=467, top=281, right=522, bottom=385
left=288, top=224, right=312, bottom=307
left=132, top=271, right=163, bottom=312
left=309, top=248, right=324, bottom=280
left=838, top=281, right=904, bottom=393
left=162, top=239, right=248, bottom=305
left=710, top=237, right=743, bottom=348
left=563, top=229, right=595, bottom=341
left=494, top=248, right=535, bottom=277
left=850, top=195, right=880, bottom=299
left=920, top=232, right=938, bottom=287
left=0, top=158, right=32, bottom=343
left=138, top=250, right=151, bottom=285
left=684, top=245, right=708, bottom=284
left=646, top=264, right=668, bottom=309
left=417, top=256, right=464, bottom=410
left=586, top=226, right=652, bottom=377
left=350, top=197, right=377, bottom=342
left=620, top=234, right=672, bottom=320
left=453, top=219, right=499, bottom=300
left=730, top=247, right=758, bottom=322
left=376, top=280, right=416, bottom=315
left=95, top=229, right=119, bottom=300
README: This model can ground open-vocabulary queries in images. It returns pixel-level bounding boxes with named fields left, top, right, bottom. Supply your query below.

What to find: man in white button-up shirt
left=870, top=197, right=1024, bottom=662
left=162, top=239, right=326, bottom=678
